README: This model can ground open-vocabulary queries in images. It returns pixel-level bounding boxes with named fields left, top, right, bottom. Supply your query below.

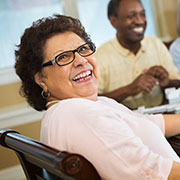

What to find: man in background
left=95, top=0, right=180, bottom=109
left=170, top=0, right=180, bottom=73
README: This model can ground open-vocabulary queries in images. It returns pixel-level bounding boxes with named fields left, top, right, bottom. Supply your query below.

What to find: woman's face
left=36, top=31, right=99, bottom=101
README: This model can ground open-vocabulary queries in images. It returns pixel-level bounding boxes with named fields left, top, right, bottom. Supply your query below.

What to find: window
left=0, top=0, right=63, bottom=68
left=141, top=0, right=156, bottom=37
left=77, top=0, right=157, bottom=47
left=0, top=0, right=156, bottom=85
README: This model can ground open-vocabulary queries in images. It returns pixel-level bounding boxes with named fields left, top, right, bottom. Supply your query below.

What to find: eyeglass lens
left=55, top=43, right=95, bottom=66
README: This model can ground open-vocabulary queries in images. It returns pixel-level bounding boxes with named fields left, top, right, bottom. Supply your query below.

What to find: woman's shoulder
left=43, top=98, right=98, bottom=125
left=48, top=98, right=101, bottom=115
left=61, top=98, right=97, bottom=107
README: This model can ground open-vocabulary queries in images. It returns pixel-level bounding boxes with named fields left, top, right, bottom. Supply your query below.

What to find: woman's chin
left=77, top=87, right=98, bottom=100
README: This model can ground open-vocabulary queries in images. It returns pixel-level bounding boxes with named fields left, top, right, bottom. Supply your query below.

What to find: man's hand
left=128, top=73, right=159, bottom=96
left=146, top=65, right=169, bottom=87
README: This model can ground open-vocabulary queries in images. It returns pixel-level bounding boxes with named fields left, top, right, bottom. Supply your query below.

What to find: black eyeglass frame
left=41, top=42, right=96, bottom=68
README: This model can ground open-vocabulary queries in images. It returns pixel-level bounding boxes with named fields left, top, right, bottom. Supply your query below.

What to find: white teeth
left=133, top=27, right=144, bottom=33
left=73, top=70, right=91, bottom=81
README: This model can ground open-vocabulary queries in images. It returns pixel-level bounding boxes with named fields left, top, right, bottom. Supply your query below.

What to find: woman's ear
left=109, top=16, right=118, bottom=29
left=34, top=72, right=47, bottom=92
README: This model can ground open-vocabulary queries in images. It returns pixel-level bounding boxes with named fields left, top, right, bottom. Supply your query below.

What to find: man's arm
left=147, top=65, right=180, bottom=88
left=99, top=73, right=158, bottom=102
left=167, top=79, right=180, bottom=88
left=100, top=65, right=180, bottom=103
left=99, top=84, right=138, bottom=102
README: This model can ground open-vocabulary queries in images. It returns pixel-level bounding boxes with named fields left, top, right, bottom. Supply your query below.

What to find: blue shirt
left=170, top=37, right=180, bottom=73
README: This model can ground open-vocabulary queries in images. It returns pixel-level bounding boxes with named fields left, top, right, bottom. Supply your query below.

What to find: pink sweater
left=41, top=97, right=180, bottom=180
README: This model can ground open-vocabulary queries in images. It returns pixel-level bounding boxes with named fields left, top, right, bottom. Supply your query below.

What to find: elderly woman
left=15, top=14, right=180, bottom=180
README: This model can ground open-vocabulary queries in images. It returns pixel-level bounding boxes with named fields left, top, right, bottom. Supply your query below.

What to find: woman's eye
left=80, top=47, right=88, bottom=51
left=79, top=46, right=90, bottom=54
left=59, top=55, right=66, bottom=60
left=57, top=54, right=70, bottom=62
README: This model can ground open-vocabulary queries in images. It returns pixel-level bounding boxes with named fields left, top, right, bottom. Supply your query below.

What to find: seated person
left=95, top=0, right=180, bottom=109
left=15, top=14, right=180, bottom=180
left=170, top=37, right=180, bottom=73
left=170, top=1, right=180, bottom=73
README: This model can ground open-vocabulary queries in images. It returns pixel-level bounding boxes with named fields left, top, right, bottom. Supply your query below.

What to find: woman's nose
left=73, top=53, right=88, bottom=67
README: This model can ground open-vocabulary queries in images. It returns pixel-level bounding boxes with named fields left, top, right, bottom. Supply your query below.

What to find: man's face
left=112, top=0, right=147, bottom=45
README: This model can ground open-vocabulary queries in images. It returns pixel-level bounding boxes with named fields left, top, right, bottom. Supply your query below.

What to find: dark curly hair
left=15, top=14, right=92, bottom=111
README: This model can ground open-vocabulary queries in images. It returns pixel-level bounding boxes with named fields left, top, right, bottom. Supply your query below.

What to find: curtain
left=151, top=0, right=178, bottom=41
left=151, top=0, right=171, bottom=40
left=177, top=0, right=180, bottom=36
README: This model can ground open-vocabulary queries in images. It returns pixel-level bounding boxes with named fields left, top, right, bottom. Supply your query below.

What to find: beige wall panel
left=0, top=121, right=41, bottom=170
left=152, top=0, right=178, bottom=39
left=163, top=0, right=178, bottom=38
left=0, top=82, right=25, bottom=108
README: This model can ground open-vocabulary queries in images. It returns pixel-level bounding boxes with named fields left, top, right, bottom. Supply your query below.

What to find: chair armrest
left=0, top=129, right=101, bottom=180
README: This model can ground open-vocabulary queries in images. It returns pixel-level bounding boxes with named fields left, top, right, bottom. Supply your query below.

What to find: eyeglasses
left=42, top=42, right=96, bottom=68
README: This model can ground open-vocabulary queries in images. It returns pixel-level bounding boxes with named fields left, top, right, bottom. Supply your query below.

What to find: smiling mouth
left=72, top=70, right=92, bottom=82
left=133, top=27, right=144, bottom=33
